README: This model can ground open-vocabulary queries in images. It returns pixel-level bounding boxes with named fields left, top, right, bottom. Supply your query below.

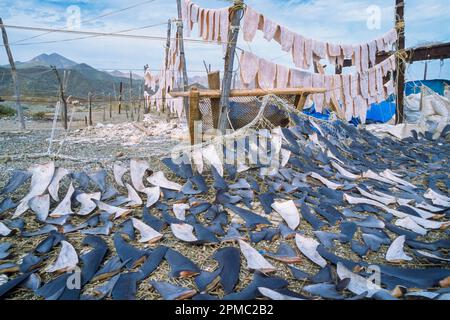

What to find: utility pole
left=0, top=18, right=25, bottom=130
left=176, top=0, right=189, bottom=119
left=217, top=1, right=245, bottom=132
left=51, top=65, right=68, bottom=130
left=395, top=0, right=406, bottom=124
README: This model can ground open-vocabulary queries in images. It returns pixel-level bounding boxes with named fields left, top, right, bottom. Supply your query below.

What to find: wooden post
left=88, top=92, right=93, bottom=126
left=176, top=0, right=190, bottom=120
left=217, top=0, right=244, bottom=132
left=208, top=71, right=221, bottom=128
left=118, top=82, right=123, bottom=114
left=395, top=0, right=406, bottom=124
left=109, top=94, right=112, bottom=118
left=0, top=18, right=25, bottom=130
left=129, top=71, right=134, bottom=121
left=189, top=87, right=201, bottom=145
left=163, top=19, right=172, bottom=115
left=51, top=66, right=68, bottom=130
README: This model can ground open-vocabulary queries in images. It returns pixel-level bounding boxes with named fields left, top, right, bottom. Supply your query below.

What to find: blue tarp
left=305, top=79, right=449, bottom=124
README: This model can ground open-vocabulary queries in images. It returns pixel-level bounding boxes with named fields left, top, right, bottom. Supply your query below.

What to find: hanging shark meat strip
left=309, top=172, right=343, bottom=190
left=295, top=234, right=327, bottom=267
left=271, top=200, right=300, bottom=230
left=113, top=162, right=128, bottom=188
left=76, top=192, right=101, bottom=216
left=130, top=159, right=150, bottom=192
left=238, top=240, right=276, bottom=273
left=48, top=168, right=70, bottom=202
left=147, top=171, right=182, bottom=191
left=386, top=236, right=413, bottom=262
left=131, top=218, right=163, bottom=244
left=45, top=240, right=78, bottom=273
left=49, top=183, right=75, bottom=218
left=14, top=162, right=55, bottom=218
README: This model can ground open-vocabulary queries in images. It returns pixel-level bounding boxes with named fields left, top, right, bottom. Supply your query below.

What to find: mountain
left=0, top=53, right=144, bottom=99
left=15, top=53, right=78, bottom=69
left=107, top=70, right=143, bottom=81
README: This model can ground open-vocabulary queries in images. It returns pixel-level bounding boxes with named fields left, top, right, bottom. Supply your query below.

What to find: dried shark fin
left=165, top=248, right=200, bottom=278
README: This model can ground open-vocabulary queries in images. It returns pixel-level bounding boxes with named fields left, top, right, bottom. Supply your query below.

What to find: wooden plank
left=207, top=71, right=221, bottom=128
left=0, top=18, right=25, bottom=130
left=188, top=87, right=201, bottom=145
left=395, top=0, right=406, bottom=124
left=176, top=0, right=190, bottom=120
left=376, top=42, right=450, bottom=64
left=170, top=87, right=327, bottom=98
left=218, top=0, right=245, bottom=132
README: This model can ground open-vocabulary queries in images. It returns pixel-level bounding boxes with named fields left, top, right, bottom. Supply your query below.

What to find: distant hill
left=0, top=53, right=144, bottom=99
left=107, top=70, right=143, bottom=81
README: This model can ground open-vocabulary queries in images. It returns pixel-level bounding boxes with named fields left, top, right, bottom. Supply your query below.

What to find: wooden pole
left=163, top=19, right=172, bottom=115
left=176, top=0, right=190, bottom=120
left=109, top=94, right=112, bottom=118
left=217, top=0, right=244, bottom=132
left=0, top=18, right=25, bottom=130
left=51, top=66, right=68, bottom=130
left=208, top=71, right=221, bottom=128
left=188, top=87, right=201, bottom=145
left=118, top=82, right=123, bottom=114
left=88, top=92, right=93, bottom=126
left=129, top=71, right=134, bottom=121
left=395, top=0, right=406, bottom=124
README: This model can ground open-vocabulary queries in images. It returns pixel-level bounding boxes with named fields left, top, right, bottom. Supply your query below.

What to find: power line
left=0, top=24, right=240, bottom=47
left=8, top=0, right=160, bottom=45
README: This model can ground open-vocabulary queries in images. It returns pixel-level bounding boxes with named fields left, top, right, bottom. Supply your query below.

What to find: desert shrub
left=0, top=105, right=16, bottom=118
left=31, top=111, right=47, bottom=120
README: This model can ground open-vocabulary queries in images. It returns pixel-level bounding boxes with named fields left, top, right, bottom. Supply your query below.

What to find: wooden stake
left=0, top=18, right=25, bottom=130
left=163, top=19, right=172, bottom=115
left=109, top=94, right=112, bottom=118
left=208, top=71, right=221, bottom=128
left=176, top=0, right=190, bottom=119
left=217, top=0, right=244, bottom=132
left=118, top=82, right=123, bottom=114
left=395, top=0, right=406, bottom=124
left=51, top=66, right=68, bottom=130
left=129, top=71, right=134, bottom=121
left=88, top=92, right=93, bottom=126
left=188, top=87, right=201, bottom=145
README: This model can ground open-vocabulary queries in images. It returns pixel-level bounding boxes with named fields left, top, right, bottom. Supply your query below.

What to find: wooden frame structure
left=170, top=87, right=327, bottom=144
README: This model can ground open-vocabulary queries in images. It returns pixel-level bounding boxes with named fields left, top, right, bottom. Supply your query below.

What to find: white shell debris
left=386, top=236, right=413, bottom=262
left=271, top=200, right=300, bottom=230
left=46, top=240, right=78, bottom=273
left=131, top=218, right=163, bottom=243
left=295, top=234, right=327, bottom=267
left=238, top=240, right=276, bottom=273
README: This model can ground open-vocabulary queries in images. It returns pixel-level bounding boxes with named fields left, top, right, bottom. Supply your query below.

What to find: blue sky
left=0, top=0, right=449, bottom=80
